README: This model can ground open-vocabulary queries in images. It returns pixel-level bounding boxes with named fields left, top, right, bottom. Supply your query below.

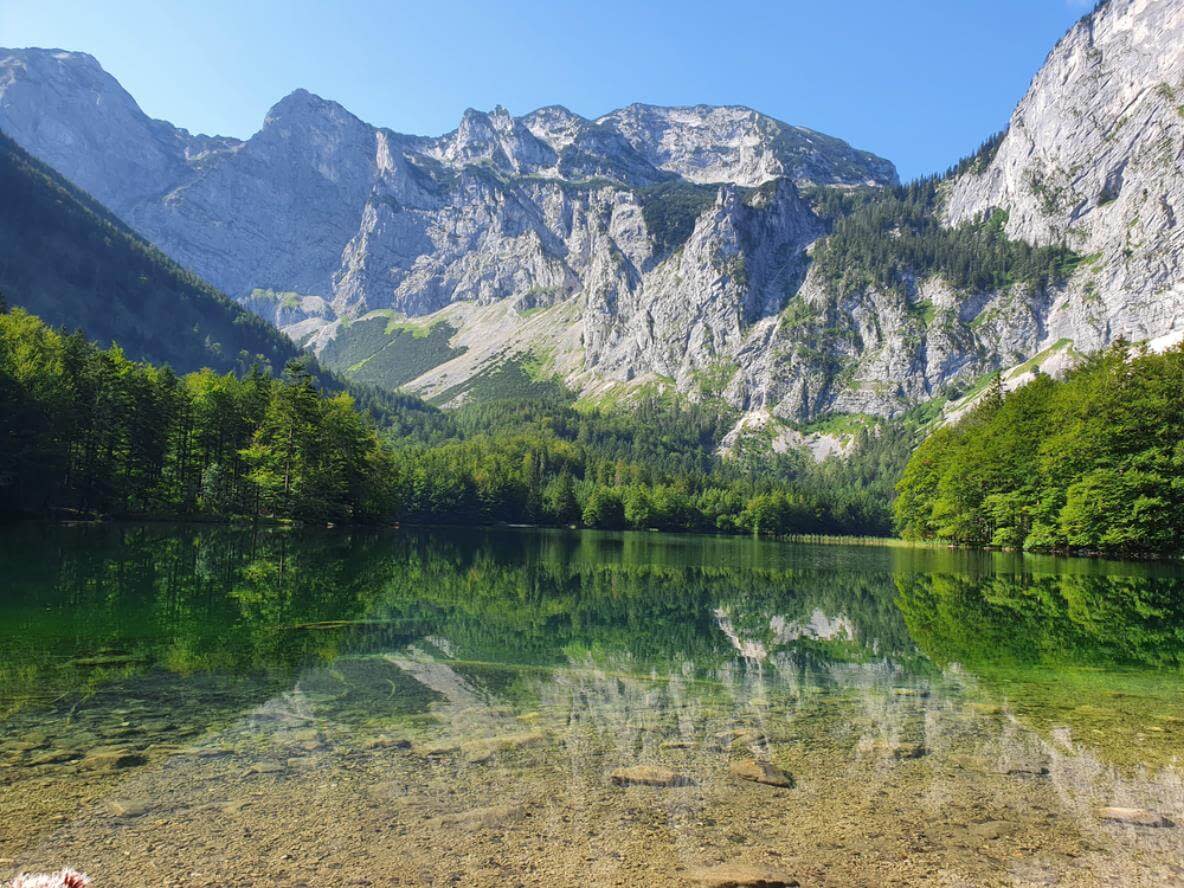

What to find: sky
left=2, top=0, right=1091, bottom=181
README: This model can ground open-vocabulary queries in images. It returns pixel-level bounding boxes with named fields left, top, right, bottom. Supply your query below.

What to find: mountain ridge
left=1, top=0, right=1181, bottom=430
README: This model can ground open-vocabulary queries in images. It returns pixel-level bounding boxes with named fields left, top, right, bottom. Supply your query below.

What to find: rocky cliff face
left=945, top=0, right=1184, bottom=350
left=0, top=47, right=895, bottom=408
left=731, top=0, right=1184, bottom=424
left=2, top=1, right=1181, bottom=424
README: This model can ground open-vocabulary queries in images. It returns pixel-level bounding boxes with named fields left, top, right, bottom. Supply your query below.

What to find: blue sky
left=3, top=0, right=1090, bottom=180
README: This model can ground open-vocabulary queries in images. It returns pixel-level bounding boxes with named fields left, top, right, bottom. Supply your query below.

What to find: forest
left=0, top=304, right=909, bottom=535
left=894, top=341, right=1184, bottom=556
left=807, top=171, right=1082, bottom=299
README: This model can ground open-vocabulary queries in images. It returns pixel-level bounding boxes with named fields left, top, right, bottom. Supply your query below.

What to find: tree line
left=0, top=306, right=398, bottom=522
left=0, top=305, right=907, bottom=534
left=894, top=341, right=1184, bottom=556
left=809, top=179, right=1081, bottom=299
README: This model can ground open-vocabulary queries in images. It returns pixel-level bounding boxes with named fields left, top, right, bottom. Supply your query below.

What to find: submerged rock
left=362, top=735, right=411, bottom=751
left=428, top=803, right=523, bottom=830
left=968, top=820, right=1018, bottom=840
left=106, top=798, right=150, bottom=818
left=1097, top=807, right=1175, bottom=828
left=460, top=730, right=546, bottom=764
left=609, top=765, right=693, bottom=787
left=245, top=760, right=285, bottom=776
left=865, top=740, right=927, bottom=760
left=416, top=730, right=546, bottom=763
left=81, top=748, right=147, bottom=770
left=712, top=728, right=767, bottom=751
left=685, top=863, right=800, bottom=887
left=728, top=758, right=793, bottom=788
left=1004, top=761, right=1050, bottom=778
left=890, top=742, right=927, bottom=760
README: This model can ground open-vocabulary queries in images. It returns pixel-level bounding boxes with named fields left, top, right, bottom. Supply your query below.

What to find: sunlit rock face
left=944, top=0, right=1184, bottom=349
left=2, top=0, right=1182, bottom=421
left=0, top=48, right=894, bottom=414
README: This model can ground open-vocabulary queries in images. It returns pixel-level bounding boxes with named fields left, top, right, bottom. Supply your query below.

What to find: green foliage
left=635, top=181, right=718, bottom=257
left=2, top=305, right=909, bottom=535
left=383, top=363, right=912, bottom=534
left=0, top=308, right=401, bottom=522
left=0, top=132, right=443, bottom=440
left=895, top=342, right=1184, bottom=556
left=804, top=133, right=1075, bottom=303
left=0, top=132, right=301, bottom=375
left=810, top=179, right=1081, bottom=298
left=431, top=355, right=571, bottom=407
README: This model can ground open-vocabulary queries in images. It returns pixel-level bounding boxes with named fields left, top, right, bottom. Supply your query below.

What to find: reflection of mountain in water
left=4, top=524, right=1183, bottom=727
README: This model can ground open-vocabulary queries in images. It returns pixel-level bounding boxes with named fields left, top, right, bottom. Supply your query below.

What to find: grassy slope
left=320, top=315, right=465, bottom=390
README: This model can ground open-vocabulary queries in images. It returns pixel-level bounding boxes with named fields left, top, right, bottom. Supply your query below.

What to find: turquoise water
left=2, top=524, right=1182, bottom=886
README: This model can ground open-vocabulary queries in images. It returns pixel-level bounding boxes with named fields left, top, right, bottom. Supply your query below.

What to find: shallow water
left=1, top=524, right=1183, bottom=886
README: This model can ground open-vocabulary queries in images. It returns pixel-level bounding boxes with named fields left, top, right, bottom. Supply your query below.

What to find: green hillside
left=0, top=130, right=449, bottom=439
left=0, top=130, right=300, bottom=374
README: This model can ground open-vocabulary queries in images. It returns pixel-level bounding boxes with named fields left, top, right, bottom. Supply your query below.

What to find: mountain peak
left=265, top=88, right=347, bottom=121
left=1, top=46, right=117, bottom=96
left=0, top=46, right=101, bottom=68
left=598, top=103, right=897, bottom=187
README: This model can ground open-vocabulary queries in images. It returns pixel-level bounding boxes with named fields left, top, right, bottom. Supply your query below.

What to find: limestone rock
left=459, top=730, right=546, bottom=763
left=428, top=803, right=524, bottom=830
left=944, top=0, right=1184, bottom=355
left=106, top=798, right=150, bottom=817
left=4, top=0, right=1182, bottom=430
left=81, top=748, right=147, bottom=770
left=609, top=765, right=693, bottom=787
left=728, top=758, right=794, bottom=788
left=1097, top=806, right=1174, bottom=828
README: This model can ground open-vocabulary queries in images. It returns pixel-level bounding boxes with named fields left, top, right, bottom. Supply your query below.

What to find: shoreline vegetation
left=896, top=340, right=1184, bottom=560
left=4, top=514, right=1180, bottom=564
left=0, top=305, right=905, bottom=539
left=3, top=303, right=1182, bottom=560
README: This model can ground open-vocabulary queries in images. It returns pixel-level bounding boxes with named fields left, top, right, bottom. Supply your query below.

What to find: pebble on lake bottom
left=685, top=862, right=800, bottom=887
left=728, top=758, right=794, bottom=788
left=609, top=765, right=693, bottom=787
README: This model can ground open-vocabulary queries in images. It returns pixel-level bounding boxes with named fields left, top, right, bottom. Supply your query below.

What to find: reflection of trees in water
left=895, top=569, right=1184, bottom=769
left=0, top=524, right=395, bottom=711
left=2, top=525, right=928, bottom=714
left=895, top=571, right=1184, bottom=670
left=9, top=523, right=1182, bottom=723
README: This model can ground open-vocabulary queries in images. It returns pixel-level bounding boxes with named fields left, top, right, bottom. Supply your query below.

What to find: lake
left=1, top=524, right=1183, bottom=887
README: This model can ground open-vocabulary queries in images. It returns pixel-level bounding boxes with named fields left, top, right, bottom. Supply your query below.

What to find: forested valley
left=0, top=304, right=909, bottom=535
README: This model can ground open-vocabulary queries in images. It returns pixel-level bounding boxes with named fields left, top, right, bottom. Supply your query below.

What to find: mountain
left=0, top=129, right=451, bottom=440
left=1, top=0, right=1181, bottom=429
left=0, top=49, right=896, bottom=413
left=0, top=128, right=301, bottom=374
left=944, top=0, right=1184, bottom=350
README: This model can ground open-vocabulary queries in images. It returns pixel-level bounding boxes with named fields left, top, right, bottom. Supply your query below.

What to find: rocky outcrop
left=601, top=103, right=897, bottom=188
left=945, top=0, right=1184, bottom=348
left=0, top=47, right=891, bottom=409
